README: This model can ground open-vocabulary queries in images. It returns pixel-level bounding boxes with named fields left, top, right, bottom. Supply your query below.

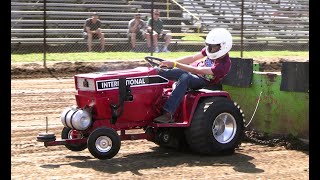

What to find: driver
left=154, top=28, right=233, bottom=123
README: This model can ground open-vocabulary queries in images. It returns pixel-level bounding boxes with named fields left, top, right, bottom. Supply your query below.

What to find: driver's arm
left=160, top=61, right=213, bottom=75
left=159, top=52, right=212, bottom=74
left=174, top=63, right=213, bottom=75
left=175, top=52, right=204, bottom=64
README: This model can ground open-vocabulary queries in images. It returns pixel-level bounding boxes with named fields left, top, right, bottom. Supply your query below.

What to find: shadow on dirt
left=38, top=129, right=308, bottom=174
left=38, top=131, right=309, bottom=174
left=41, top=148, right=264, bottom=175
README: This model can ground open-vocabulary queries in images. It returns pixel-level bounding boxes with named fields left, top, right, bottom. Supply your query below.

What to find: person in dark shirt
left=154, top=28, right=233, bottom=123
left=146, top=9, right=172, bottom=53
left=83, top=12, right=105, bottom=52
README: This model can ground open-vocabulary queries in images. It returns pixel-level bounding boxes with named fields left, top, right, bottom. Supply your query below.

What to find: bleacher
left=181, top=0, right=309, bottom=47
left=11, top=0, right=309, bottom=52
left=12, top=0, right=196, bottom=51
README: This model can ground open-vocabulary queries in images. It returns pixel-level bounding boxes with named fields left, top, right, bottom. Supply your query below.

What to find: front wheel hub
left=95, top=136, right=112, bottom=153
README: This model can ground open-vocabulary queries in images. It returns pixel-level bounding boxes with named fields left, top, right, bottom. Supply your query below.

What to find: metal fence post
left=43, top=0, right=47, bottom=68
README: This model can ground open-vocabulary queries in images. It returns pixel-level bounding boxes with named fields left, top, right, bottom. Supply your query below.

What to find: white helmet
left=205, top=28, right=232, bottom=59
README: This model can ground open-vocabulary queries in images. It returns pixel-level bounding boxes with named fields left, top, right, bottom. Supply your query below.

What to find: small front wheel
left=87, top=127, right=121, bottom=160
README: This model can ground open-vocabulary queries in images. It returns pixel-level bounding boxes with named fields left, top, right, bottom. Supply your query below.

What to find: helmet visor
left=206, top=43, right=221, bottom=53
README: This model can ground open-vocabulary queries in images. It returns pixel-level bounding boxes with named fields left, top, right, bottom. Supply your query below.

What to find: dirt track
left=11, top=58, right=309, bottom=179
left=11, top=56, right=309, bottom=79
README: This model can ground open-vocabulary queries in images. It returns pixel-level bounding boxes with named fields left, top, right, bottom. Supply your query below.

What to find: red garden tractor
left=37, top=56, right=245, bottom=160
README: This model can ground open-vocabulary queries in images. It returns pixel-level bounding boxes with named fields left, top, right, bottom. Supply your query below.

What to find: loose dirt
left=11, top=56, right=309, bottom=179
left=11, top=56, right=309, bottom=79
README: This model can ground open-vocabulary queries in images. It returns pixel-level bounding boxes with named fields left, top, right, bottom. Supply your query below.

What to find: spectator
left=146, top=9, right=172, bottom=53
left=153, top=28, right=233, bottom=123
left=127, top=13, right=147, bottom=52
left=83, top=12, right=105, bottom=52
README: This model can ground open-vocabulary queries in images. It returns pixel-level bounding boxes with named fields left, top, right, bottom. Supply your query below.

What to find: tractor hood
left=74, top=67, right=169, bottom=91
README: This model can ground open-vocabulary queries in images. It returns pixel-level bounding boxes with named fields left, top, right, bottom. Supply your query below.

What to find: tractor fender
left=184, top=90, right=231, bottom=124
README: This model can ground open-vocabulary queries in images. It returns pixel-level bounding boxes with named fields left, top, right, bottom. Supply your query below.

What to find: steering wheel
left=144, top=56, right=166, bottom=68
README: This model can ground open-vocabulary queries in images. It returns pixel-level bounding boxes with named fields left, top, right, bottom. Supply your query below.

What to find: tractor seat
left=202, top=83, right=223, bottom=91
left=172, top=82, right=223, bottom=92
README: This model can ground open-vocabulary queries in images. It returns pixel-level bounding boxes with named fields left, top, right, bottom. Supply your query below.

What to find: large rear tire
left=185, top=97, right=244, bottom=155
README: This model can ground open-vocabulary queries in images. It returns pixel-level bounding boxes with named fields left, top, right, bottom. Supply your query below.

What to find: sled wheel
left=87, top=127, right=121, bottom=160
left=185, top=97, right=244, bottom=155
left=61, top=127, right=87, bottom=151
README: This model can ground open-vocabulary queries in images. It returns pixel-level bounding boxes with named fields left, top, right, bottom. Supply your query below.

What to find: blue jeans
left=156, top=67, right=208, bottom=114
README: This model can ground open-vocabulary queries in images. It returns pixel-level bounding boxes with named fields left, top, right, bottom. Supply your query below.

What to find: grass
left=181, top=35, right=204, bottom=41
left=11, top=51, right=309, bottom=63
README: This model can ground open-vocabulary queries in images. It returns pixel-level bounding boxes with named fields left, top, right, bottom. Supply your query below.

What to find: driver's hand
left=160, top=61, right=174, bottom=68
